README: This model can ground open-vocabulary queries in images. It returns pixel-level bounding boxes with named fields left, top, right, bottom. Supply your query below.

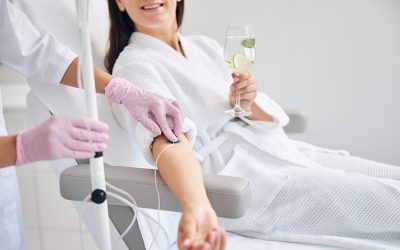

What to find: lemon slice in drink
left=232, top=54, right=252, bottom=72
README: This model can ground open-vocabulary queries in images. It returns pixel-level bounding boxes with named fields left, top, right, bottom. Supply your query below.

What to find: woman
left=106, top=0, right=400, bottom=249
left=0, top=0, right=183, bottom=249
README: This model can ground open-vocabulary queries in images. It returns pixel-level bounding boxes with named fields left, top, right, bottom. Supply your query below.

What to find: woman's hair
left=105, top=1, right=185, bottom=73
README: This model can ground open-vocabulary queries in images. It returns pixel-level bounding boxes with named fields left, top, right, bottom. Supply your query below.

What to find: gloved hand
left=15, top=116, right=109, bottom=166
left=105, top=77, right=183, bottom=142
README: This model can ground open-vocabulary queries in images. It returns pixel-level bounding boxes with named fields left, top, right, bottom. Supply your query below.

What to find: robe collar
left=129, top=31, right=230, bottom=97
left=129, top=32, right=202, bottom=67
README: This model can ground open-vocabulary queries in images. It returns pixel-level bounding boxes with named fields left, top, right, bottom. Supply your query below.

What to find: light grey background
left=182, top=0, right=400, bottom=165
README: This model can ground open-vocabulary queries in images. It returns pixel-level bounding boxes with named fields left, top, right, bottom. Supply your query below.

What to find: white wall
left=182, top=0, right=400, bottom=165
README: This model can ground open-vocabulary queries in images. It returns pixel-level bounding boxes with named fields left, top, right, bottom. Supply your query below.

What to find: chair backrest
left=28, top=80, right=151, bottom=167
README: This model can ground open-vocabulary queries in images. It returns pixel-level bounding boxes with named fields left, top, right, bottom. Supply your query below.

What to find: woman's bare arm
left=247, top=104, right=274, bottom=121
left=151, top=134, right=210, bottom=208
left=151, top=134, right=226, bottom=249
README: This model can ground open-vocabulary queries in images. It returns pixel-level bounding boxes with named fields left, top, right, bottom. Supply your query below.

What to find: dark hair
left=105, top=1, right=185, bottom=73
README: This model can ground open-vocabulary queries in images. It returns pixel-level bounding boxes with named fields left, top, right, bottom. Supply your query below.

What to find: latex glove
left=15, top=116, right=109, bottom=166
left=105, top=77, right=183, bottom=142
left=178, top=204, right=226, bottom=250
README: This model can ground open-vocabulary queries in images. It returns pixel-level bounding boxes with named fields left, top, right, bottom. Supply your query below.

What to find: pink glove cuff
left=15, top=131, right=29, bottom=166
left=105, top=77, right=144, bottom=104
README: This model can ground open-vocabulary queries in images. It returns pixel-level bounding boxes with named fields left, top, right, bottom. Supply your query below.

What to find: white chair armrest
left=60, top=164, right=251, bottom=219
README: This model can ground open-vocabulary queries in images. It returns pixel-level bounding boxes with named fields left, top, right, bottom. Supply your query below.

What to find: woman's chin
left=138, top=11, right=171, bottom=26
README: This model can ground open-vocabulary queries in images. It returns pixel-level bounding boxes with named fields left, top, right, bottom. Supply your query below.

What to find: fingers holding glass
left=230, top=74, right=257, bottom=111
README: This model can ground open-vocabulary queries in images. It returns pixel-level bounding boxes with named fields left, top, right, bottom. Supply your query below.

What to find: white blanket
left=112, top=32, right=400, bottom=249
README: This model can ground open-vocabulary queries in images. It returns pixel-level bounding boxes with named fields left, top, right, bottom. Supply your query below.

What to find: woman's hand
left=229, top=72, right=258, bottom=111
left=178, top=203, right=226, bottom=250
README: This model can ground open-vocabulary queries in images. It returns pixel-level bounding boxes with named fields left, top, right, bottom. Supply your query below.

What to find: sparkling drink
left=224, top=36, right=256, bottom=72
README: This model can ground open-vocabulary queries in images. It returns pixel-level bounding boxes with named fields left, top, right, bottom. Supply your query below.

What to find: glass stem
left=234, top=89, right=241, bottom=110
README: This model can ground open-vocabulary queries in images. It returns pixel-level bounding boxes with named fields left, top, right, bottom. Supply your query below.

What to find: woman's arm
left=248, top=104, right=274, bottom=121
left=152, top=134, right=209, bottom=206
left=151, top=134, right=226, bottom=250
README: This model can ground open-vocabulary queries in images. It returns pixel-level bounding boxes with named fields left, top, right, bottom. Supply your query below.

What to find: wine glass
left=224, top=24, right=256, bottom=117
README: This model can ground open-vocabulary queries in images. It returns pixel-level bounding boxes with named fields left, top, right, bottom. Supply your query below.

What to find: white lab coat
left=0, top=0, right=76, bottom=249
left=112, top=32, right=400, bottom=250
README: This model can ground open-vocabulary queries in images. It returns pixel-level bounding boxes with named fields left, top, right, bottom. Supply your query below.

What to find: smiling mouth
left=141, top=3, right=164, bottom=10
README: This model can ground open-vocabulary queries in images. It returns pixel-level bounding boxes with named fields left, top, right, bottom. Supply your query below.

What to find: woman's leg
left=219, top=146, right=400, bottom=249
left=303, top=150, right=400, bottom=180
left=261, top=167, right=400, bottom=249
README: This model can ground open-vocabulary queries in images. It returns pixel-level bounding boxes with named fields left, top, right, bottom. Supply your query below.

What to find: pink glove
left=15, top=116, right=109, bottom=166
left=105, top=77, right=183, bottom=142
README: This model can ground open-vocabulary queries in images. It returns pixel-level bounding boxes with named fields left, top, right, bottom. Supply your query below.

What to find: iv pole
left=76, top=0, right=112, bottom=249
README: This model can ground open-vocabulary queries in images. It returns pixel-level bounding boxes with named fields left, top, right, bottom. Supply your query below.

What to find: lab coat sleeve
left=0, top=0, right=76, bottom=84
left=112, top=60, right=197, bottom=164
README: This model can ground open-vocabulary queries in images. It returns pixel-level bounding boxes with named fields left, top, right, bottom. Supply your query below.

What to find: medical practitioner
left=0, top=0, right=183, bottom=249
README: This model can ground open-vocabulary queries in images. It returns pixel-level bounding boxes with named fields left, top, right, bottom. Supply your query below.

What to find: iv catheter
left=76, top=0, right=112, bottom=249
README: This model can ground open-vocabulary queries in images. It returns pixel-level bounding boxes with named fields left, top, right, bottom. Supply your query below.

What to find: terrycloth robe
left=111, top=32, right=400, bottom=250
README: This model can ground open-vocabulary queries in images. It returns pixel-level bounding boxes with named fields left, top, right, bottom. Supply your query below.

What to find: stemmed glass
left=224, top=24, right=256, bottom=117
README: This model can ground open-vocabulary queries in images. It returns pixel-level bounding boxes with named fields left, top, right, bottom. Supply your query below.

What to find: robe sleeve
left=239, top=92, right=290, bottom=130
left=111, top=60, right=197, bottom=164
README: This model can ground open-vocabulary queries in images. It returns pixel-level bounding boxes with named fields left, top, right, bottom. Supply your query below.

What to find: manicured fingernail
left=233, top=77, right=239, bottom=82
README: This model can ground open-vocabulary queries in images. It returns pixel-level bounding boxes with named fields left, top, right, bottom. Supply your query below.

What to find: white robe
left=112, top=32, right=400, bottom=250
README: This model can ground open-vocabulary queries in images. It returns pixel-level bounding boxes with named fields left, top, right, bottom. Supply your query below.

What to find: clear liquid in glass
left=224, top=36, right=256, bottom=70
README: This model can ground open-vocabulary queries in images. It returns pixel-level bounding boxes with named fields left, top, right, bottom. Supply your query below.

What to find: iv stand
left=76, top=0, right=112, bottom=249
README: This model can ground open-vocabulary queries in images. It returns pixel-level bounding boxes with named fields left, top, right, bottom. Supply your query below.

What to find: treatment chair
left=26, top=80, right=252, bottom=249
left=15, top=0, right=347, bottom=249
